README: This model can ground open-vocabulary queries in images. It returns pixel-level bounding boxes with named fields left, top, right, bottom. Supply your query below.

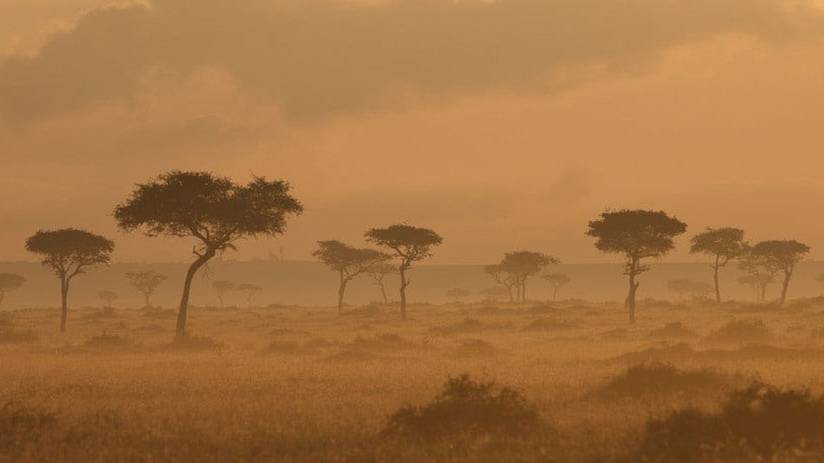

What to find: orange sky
left=2, top=0, right=824, bottom=264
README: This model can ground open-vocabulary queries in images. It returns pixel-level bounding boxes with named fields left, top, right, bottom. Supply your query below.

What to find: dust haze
left=3, top=1, right=824, bottom=462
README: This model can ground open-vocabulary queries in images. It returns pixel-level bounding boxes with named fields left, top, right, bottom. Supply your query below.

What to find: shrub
left=597, top=362, right=728, bottom=398
left=383, top=374, right=546, bottom=441
left=637, top=381, right=824, bottom=462
left=647, top=322, right=699, bottom=339
left=705, top=319, right=769, bottom=345
left=522, top=317, right=578, bottom=331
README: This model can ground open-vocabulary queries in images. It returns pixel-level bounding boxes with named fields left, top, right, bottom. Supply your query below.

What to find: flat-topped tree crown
left=25, top=228, right=114, bottom=332
left=114, top=171, right=303, bottom=338
left=114, top=171, right=303, bottom=251
left=689, top=227, right=746, bottom=303
left=313, top=240, right=389, bottom=313
left=499, top=251, right=559, bottom=303
left=750, top=239, right=810, bottom=306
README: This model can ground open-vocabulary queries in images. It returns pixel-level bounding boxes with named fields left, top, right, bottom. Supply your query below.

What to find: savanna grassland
left=3, top=298, right=824, bottom=462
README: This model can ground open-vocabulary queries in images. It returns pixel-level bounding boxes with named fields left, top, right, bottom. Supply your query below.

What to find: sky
left=1, top=0, right=824, bottom=264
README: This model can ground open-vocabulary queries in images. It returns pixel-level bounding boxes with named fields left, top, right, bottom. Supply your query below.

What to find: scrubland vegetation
left=4, top=298, right=824, bottom=462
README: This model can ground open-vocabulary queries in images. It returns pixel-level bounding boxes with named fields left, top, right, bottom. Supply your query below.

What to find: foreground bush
left=597, top=362, right=729, bottom=399
left=637, top=382, right=824, bottom=462
left=383, top=374, right=547, bottom=441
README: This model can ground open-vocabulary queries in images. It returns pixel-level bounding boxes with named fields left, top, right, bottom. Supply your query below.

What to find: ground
left=2, top=298, right=824, bottom=462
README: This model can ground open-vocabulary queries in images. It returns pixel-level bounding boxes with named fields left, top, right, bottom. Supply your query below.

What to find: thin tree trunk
left=553, top=287, right=558, bottom=301
left=60, top=277, right=69, bottom=333
left=780, top=270, right=792, bottom=307
left=626, top=272, right=639, bottom=324
left=143, top=292, right=151, bottom=308
left=521, top=280, right=527, bottom=303
left=760, top=283, right=767, bottom=303
left=506, top=285, right=514, bottom=303
left=337, top=272, right=348, bottom=315
left=399, top=265, right=408, bottom=320
left=713, top=255, right=721, bottom=303
left=379, top=281, right=388, bottom=304
left=176, top=249, right=215, bottom=339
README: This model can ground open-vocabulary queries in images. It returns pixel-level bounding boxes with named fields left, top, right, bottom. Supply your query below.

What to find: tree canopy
left=314, top=240, right=389, bottom=313
left=750, top=240, right=810, bottom=306
left=689, top=227, right=746, bottom=302
left=0, top=273, right=26, bottom=292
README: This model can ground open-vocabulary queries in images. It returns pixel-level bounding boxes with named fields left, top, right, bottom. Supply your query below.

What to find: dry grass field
left=3, top=298, right=824, bottom=462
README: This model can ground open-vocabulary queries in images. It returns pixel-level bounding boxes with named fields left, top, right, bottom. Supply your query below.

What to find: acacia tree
left=499, top=251, right=559, bottom=303
left=484, top=263, right=518, bottom=303
left=114, top=171, right=303, bottom=339
left=587, top=210, right=687, bottom=324
left=0, top=273, right=25, bottom=309
left=125, top=270, right=167, bottom=308
left=25, top=229, right=114, bottom=332
left=365, top=224, right=443, bottom=320
left=313, top=240, right=388, bottom=314
left=737, top=246, right=781, bottom=303
left=366, top=262, right=396, bottom=304
left=98, top=290, right=119, bottom=309
left=738, top=274, right=774, bottom=303
left=542, top=273, right=571, bottom=301
left=446, top=288, right=471, bottom=302
left=750, top=240, right=810, bottom=306
left=212, top=280, right=235, bottom=307
left=689, top=227, right=746, bottom=303
left=237, top=283, right=262, bottom=307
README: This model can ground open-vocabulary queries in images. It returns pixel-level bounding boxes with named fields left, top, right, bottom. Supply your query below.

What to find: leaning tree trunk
left=337, top=273, right=349, bottom=315
left=626, top=272, right=639, bottom=324
left=399, top=266, right=409, bottom=320
left=779, top=270, right=792, bottom=307
left=713, top=258, right=722, bottom=303
left=176, top=249, right=215, bottom=339
left=379, top=281, right=388, bottom=304
left=60, top=277, right=70, bottom=333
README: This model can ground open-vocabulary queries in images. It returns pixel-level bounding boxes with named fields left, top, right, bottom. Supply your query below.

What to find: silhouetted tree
left=542, top=273, right=571, bottom=301
left=689, top=227, right=746, bottom=303
left=313, top=240, right=388, bottom=314
left=212, top=280, right=235, bottom=307
left=484, top=263, right=518, bottom=303
left=98, top=290, right=119, bottom=308
left=738, top=274, right=774, bottom=303
left=0, top=273, right=25, bottom=309
left=365, top=224, right=443, bottom=320
left=587, top=210, right=687, bottom=323
left=236, top=283, right=262, bottom=307
left=366, top=262, right=396, bottom=304
left=750, top=240, right=810, bottom=306
left=479, top=286, right=510, bottom=302
left=25, top=229, right=114, bottom=332
left=666, top=279, right=712, bottom=300
left=125, top=270, right=167, bottom=308
left=445, top=287, right=471, bottom=302
left=499, top=251, right=559, bottom=303
left=114, top=171, right=302, bottom=338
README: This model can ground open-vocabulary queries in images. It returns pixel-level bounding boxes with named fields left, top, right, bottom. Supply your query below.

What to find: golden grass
left=3, top=299, right=824, bottom=461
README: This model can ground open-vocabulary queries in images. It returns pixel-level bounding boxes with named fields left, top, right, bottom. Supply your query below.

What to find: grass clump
left=647, top=322, right=699, bottom=339
left=0, top=402, right=57, bottom=451
left=383, top=374, right=546, bottom=441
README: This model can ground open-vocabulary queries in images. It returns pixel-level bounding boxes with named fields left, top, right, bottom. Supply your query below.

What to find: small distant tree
left=25, top=229, right=114, bottom=332
left=479, top=286, right=510, bottom=302
left=125, top=270, right=167, bottom=308
left=212, top=280, right=236, bottom=307
left=366, top=262, right=397, bottom=304
left=666, top=279, right=713, bottom=300
left=236, top=283, right=262, bottom=307
left=587, top=210, right=687, bottom=324
left=738, top=274, right=774, bottom=303
left=542, top=273, right=571, bottom=301
left=313, top=240, right=389, bottom=314
left=750, top=240, right=810, bottom=306
left=499, top=251, right=559, bottom=303
left=689, top=227, right=746, bottom=303
left=484, top=263, right=518, bottom=303
left=114, top=171, right=303, bottom=339
left=445, top=288, right=471, bottom=303
left=98, top=290, right=119, bottom=308
left=365, top=224, right=443, bottom=320
left=0, top=273, right=25, bottom=309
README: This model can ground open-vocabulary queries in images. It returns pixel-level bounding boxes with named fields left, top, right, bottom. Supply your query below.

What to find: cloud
left=1, top=0, right=822, bottom=126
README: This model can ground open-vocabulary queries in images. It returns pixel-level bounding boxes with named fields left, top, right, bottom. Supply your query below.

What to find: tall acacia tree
left=499, top=251, right=558, bottom=303
left=750, top=240, right=810, bottom=307
left=484, top=263, right=518, bottom=302
left=365, top=224, right=443, bottom=320
left=114, top=171, right=303, bottom=338
left=313, top=240, right=389, bottom=314
left=0, top=273, right=26, bottom=309
left=25, top=229, right=114, bottom=332
left=689, top=227, right=746, bottom=303
left=587, top=210, right=687, bottom=323
left=125, top=270, right=167, bottom=308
